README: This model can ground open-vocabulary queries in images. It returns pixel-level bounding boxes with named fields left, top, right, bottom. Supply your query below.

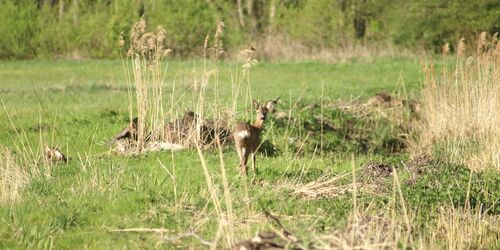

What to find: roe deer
left=44, top=146, right=68, bottom=164
left=234, top=99, right=276, bottom=175
left=106, top=117, right=139, bottom=146
left=164, top=111, right=196, bottom=143
left=266, top=96, right=280, bottom=114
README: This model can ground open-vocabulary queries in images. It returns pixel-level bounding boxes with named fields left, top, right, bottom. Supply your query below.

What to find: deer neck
left=253, top=119, right=265, bottom=131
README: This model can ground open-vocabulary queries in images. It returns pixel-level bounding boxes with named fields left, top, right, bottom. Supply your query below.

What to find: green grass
left=0, top=59, right=498, bottom=249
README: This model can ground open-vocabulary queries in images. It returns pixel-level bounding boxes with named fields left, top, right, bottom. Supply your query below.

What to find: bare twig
left=108, top=227, right=170, bottom=233
left=162, top=231, right=213, bottom=246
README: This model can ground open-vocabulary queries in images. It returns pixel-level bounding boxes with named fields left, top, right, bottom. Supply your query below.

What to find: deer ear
left=265, top=100, right=274, bottom=110
left=266, top=96, right=280, bottom=110
left=252, top=99, right=259, bottom=110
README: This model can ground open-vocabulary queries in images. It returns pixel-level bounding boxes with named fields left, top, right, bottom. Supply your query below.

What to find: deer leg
left=240, top=147, right=248, bottom=175
left=243, top=148, right=251, bottom=176
left=235, top=145, right=243, bottom=174
left=252, top=152, right=258, bottom=175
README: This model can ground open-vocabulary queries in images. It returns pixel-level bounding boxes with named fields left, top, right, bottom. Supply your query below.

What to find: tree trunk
left=352, top=1, right=367, bottom=39
left=353, top=15, right=366, bottom=39
left=246, top=0, right=253, bottom=16
left=268, top=0, right=276, bottom=33
left=237, top=0, right=245, bottom=27
left=58, top=0, right=64, bottom=20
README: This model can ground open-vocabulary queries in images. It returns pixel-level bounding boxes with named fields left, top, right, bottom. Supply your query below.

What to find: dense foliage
left=0, top=0, right=499, bottom=59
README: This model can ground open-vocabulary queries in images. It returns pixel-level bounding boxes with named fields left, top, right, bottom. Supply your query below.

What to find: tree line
left=0, top=0, right=498, bottom=59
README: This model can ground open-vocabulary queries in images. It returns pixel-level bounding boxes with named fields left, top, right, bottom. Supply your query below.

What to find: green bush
left=0, top=1, right=39, bottom=59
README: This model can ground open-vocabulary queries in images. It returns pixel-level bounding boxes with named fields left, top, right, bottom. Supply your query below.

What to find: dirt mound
left=404, top=154, right=436, bottom=184
left=363, top=162, right=393, bottom=178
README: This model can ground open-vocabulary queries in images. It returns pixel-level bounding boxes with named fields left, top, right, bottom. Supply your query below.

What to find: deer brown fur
left=234, top=99, right=277, bottom=175
left=106, top=117, right=139, bottom=147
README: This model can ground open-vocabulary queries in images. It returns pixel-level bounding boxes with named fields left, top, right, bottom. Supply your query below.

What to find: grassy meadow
left=0, top=56, right=499, bottom=249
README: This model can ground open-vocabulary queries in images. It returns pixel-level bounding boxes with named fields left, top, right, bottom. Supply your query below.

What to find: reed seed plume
left=442, top=43, right=449, bottom=56
left=492, top=32, right=498, bottom=47
left=477, top=31, right=487, bottom=55
left=119, top=31, right=125, bottom=48
left=457, top=38, right=466, bottom=58
left=240, top=45, right=258, bottom=70
left=493, top=40, right=500, bottom=57
left=213, top=21, right=225, bottom=60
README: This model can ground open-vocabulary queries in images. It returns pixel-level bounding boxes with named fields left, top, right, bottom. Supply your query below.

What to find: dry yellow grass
left=426, top=206, right=500, bottom=249
left=255, top=34, right=416, bottom=63
left=413, top=33, right=500, bottom=171
left=0, top=101, right=54, bottom=205
left=0, top=146, right=29, bottom=205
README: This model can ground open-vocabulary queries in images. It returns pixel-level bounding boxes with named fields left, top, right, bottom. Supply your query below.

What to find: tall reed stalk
left=119, top=18, right=171, bottom=152
left=413, top=32, right=500, bottom=171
